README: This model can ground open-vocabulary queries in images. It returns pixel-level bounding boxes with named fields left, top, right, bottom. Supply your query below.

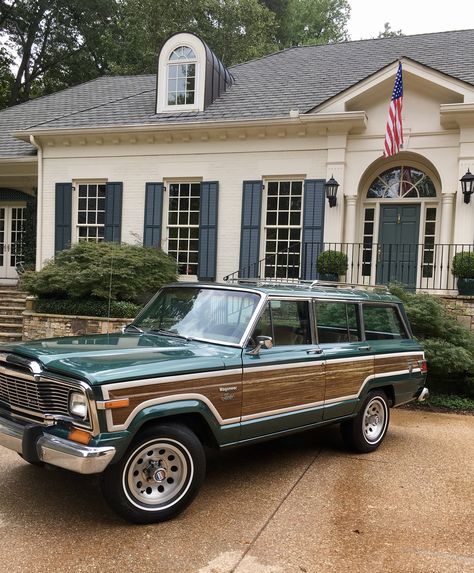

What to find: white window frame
left=72, top=180, right=108, bottom=243
left=156, top=33, right=206, bottom=113
left=162, top=179, right=202, bottom=279
left=260, top=178, right=305, bottom=280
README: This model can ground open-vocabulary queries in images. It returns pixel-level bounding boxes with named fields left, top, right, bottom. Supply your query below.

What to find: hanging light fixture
left=325, top=176, right=339, bottom=208
left=460, top=169, right=474, bottom=204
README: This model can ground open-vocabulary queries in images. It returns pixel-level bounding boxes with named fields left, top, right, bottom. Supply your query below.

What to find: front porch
left=224, top=241, right=474, bottom=294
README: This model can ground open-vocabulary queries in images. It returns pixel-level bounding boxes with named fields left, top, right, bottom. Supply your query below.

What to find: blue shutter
left=143, top=183, right=164, bottom=247
left=239, top=181, right=262, bottom=278
left=198, top=181, right=219, bottom=281
left=301, top=179, right=326, bottom=280
left=54, top=183, right=72, bottom=253
left=104, top=182, right=123, bottom=243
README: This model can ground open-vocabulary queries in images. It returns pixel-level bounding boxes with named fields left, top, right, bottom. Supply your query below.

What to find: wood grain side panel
left=108, top=373, right=242, bottom=425
left=375, top=353, right=423, bottom=375
left=324, top=358, right=373, bottom=400
left=242, top=364, right=325, bottom=417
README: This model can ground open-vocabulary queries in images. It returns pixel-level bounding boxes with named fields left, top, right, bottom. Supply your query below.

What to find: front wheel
left=341, top=390, right=390, bottom=453
left=101, top=423, right=206, bottom=523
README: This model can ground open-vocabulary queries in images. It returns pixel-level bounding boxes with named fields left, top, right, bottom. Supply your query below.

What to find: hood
left=0, top=333, right=241, bottom=385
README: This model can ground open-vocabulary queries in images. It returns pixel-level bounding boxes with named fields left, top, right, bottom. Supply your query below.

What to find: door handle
left=358, top=345, right=372, bottom=351
left=306, top=348, right=323, bottom=355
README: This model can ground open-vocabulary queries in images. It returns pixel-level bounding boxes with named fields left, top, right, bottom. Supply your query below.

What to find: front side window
left=264, top=180, right=303, bottom=279
left=167, top=182, right=200, bottom=275
left=363, top=305, right=409, bottom=340
left=77, top=183, right=106, bottom=242
left=315, top=302, right=361, bottom=343
left=167, top=46, right=196, bottom=106
left=134, top=287, right=261, bottom=345
left=253, top=299, right=311, bottom=345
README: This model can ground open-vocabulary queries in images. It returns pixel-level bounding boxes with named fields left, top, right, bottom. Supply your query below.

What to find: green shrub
left=20, top=242, right=177, bottom=304
left=389, top=285, right=474, bottom=397
left=451, top=251, right=474, bottom=278
left=34, top=298, right=142, bottom=318
left=316, top=250, right=348, bottom=276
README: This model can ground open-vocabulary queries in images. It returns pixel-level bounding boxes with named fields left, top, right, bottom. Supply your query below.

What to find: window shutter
left=143, top=183, right=164, bottom=247
left=198, top=181, right=219, bottom=281
left=55, top=183, right=72, bottom=253
left=239, top=181, right=262, bottom=278
left=104, top=182, right=123, bottom=243
left=301, top=179, right=326, bottom=280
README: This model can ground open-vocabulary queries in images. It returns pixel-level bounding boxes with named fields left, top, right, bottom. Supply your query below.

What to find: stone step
left=0, top=298, right=27, bottom=305
left=0, top=322, right=22, bottom=332
left=0, top=332, right=22, bottom=343
left=0, top=305, right=26, bottom=313
left=0, top=313, right=22, bottom=320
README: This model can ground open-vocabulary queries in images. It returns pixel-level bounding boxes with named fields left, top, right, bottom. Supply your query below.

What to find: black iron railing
left=223, top=242, right=474, bottom=291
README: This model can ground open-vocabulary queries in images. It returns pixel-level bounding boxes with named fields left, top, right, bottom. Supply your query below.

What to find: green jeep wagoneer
left=0, top=281, right=428, bottom=523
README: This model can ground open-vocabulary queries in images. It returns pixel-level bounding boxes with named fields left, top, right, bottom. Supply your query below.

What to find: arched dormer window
left=156, top=32, right=234, bottom=114
left=167, top=46, right=197, bottom=106
left=367, top=166, right=437, bottom=199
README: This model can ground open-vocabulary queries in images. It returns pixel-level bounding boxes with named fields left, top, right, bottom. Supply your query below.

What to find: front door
left=376, top=204, right=420, bottom=288
left=0, top=206, right=26, bottom=280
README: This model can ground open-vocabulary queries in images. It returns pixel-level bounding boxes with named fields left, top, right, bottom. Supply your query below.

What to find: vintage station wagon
left=0, top=281, right=428, bottom=523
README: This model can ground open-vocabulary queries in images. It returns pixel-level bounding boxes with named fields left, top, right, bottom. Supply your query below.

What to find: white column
left=439, top=193, right=455, bottom=291
left=344, top=195, right=358, bottom=283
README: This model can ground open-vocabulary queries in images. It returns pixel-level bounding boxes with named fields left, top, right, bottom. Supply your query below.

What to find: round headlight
left=69, top=391, right=89, bottom=419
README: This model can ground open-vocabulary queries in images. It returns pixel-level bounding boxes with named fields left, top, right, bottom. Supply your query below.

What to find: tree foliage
left=377, top=22, right=403, bottom=38
left=0, top=0, right=351, bottom=109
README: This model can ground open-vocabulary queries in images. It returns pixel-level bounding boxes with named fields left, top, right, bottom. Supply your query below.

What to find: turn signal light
left=104, top=398, right=130, bottom=410
left=420, top=360, right=428, bottom=374
left=68, top=428, right=92, bottom=445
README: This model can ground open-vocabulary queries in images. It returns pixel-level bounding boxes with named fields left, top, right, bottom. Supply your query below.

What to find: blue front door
left=376, top=204, right=420, bottom=288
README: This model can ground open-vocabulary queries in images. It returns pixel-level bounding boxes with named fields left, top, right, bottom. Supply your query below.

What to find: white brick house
left=1, top=30, right=474, bottom=290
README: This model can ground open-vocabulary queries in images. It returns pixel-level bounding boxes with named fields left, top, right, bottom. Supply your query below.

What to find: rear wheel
left=341, top=390, right=390, bottom=453
left=101, top=423, right=206, bottom=523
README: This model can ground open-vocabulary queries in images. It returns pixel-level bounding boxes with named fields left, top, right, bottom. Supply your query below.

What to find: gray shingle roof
left=2, top=29, right=474, bottom=158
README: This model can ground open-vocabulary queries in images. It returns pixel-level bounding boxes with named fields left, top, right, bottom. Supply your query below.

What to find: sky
left=347, top=0, right=474, bottom=40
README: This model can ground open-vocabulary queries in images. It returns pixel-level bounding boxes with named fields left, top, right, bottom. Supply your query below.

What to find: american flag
left=383, top=62, right=404, bottom=157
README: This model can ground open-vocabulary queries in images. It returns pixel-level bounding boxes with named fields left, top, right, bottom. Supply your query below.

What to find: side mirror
left=247, top=335, right=273, bottom=356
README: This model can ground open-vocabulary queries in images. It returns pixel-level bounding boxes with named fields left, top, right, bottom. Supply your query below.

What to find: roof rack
left=224, top=277, right=390, bottom=292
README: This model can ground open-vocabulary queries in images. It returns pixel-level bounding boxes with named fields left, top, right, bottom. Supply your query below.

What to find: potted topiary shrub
left=452, top=251, right=474, bottom=296
left=316, top=250, right=348, bottom=282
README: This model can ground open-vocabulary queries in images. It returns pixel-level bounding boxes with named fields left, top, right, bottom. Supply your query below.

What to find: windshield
left=133, top=287, right=261, bottom=345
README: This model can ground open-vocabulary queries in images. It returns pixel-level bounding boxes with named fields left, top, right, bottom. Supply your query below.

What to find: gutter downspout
left=29, top=135, right=43, bottom=271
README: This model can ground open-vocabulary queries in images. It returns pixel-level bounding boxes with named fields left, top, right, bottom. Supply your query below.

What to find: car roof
left=171, top=281, right=402, bottom=304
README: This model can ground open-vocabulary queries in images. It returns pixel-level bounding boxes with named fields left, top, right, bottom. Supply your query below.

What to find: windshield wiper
left=148, top=328, right=192, bottom=341
left=124, top=324, right=144, bottom=334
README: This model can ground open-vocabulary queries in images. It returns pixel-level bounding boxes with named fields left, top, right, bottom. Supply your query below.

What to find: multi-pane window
left=362, top=208, right=375, bottom=277
left=168, top=46, right=196, bottom=106
left=10, top=207, right=25, bottom=267
left=77, top=184, right=106, bottom=242
left=167, top=182, right=200, bottom=275
left=264, top=181, right=303, bottom=279
left=422, top=208, right=437, bottom=278
left=367, top=167, right=436, bottom=199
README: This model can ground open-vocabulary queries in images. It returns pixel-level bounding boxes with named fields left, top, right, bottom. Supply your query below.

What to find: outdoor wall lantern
left=325, top=176, right=339, bottom=208
left=460, top=169, right=474, bottom=204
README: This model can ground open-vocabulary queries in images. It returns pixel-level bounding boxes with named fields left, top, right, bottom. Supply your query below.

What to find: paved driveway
left=0, top=409, right=473, bottom=573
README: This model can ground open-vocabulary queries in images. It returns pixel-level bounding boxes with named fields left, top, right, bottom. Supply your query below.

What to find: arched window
left=167, top=46, right=197, bottom=106
left=367, top=166, right=437, bottom=199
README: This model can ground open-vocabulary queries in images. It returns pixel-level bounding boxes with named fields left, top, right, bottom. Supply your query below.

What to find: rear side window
left=315, top=302, right=361, bottom=343
left=253, top=300, right=311, bottom=345
left=363, top=305, right=409, bottom=340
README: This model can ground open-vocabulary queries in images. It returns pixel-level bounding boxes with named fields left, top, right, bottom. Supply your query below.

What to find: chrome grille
left=0, top=369, right=71, bottom=418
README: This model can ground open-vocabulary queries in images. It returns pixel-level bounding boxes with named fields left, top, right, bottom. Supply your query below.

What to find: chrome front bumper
left=0, top=416, right=116, bottom=474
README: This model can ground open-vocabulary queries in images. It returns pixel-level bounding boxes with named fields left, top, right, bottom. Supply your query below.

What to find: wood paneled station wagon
left=0, top=281, right=428, bottom=523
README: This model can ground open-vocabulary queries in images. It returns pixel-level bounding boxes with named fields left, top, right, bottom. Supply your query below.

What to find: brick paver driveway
left=0, top=409, right=473, bottom=573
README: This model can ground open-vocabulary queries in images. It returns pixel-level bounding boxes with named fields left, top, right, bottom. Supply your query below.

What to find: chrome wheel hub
left=126, top=440, right=189, bottom=506
left=363, top=398, right=386, bottom=443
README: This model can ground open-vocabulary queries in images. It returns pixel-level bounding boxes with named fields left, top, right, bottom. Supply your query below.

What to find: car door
left=313, top=300, right=374, bottom=420
left=241, top=298, right=325, bottom=439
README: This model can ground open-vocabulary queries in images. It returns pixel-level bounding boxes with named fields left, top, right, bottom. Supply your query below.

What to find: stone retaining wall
left=440, top=296, right=474, bottom=331
left=22, top=311, right=132, bottom=341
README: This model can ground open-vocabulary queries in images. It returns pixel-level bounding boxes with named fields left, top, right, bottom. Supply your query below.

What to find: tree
left=378, top=22, right=403, bottom=38
left=259, top=0, right=350, bottom=48
left=0, top=0, right=119, bottom=106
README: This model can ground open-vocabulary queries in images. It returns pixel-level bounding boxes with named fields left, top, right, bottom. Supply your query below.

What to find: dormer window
left=167, top=46, right=197, bottom=106
left=156, top=32, right=234, bottom=114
